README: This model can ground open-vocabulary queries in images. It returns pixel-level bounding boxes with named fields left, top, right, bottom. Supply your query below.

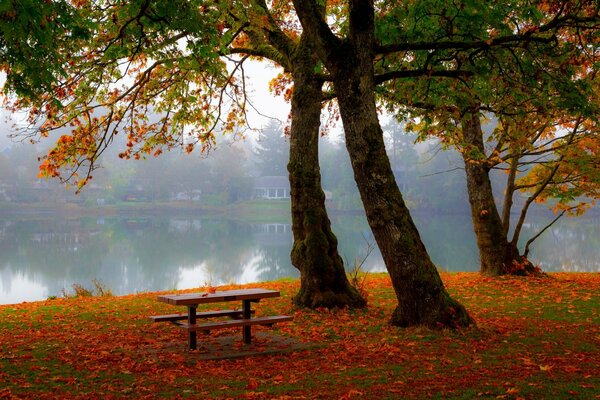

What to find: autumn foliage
left=1, top=273, right=598, bottom=399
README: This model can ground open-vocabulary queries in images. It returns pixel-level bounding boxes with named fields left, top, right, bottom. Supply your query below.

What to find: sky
left=0, top=59, right=291, bottom=150
left=241, top=60, right=291, bottom=129
left=235, top=59, right=345, bottom=144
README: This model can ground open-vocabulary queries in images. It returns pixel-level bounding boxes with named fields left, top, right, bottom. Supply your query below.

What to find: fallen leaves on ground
left=0, top=273, right=598, bottom=399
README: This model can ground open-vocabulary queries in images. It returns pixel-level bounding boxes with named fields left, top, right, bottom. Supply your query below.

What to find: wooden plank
left=149, top=313, right=187, bottom=322
left=149, top=309, right=255, bottom=322
left=243, top=300, right=252, bottom=344
left=174, top=315, right=293, bottom=332
left=188, top=306, right=197, bottom=350
left=157, top=288, right=280, bottom=306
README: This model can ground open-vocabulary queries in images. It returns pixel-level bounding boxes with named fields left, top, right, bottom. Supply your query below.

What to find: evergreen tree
left=253, top=121, right=289, bottom=177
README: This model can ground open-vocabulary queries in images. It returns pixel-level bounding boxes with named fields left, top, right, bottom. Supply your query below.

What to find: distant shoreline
left=1, top=199, right=598, bottom=219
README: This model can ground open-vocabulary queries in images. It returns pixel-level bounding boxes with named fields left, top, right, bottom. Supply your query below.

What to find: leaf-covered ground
left=0, top=273, right=598, bottom=399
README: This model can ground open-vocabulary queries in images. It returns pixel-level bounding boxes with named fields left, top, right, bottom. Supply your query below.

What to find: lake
left=1, top=211, right=598, bottom=304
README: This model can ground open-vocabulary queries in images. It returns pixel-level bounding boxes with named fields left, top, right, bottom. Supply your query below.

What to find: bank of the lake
left=0, top=273, right=598, bottom=399
left=3, top=198, right=599, bottom=219
left=0, top=199, right=299, bottom=221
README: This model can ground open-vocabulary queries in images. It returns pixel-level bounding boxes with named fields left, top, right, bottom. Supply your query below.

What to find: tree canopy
left=0, top=0, right=89, bottom=98
left=374, top=0, right=600, bottom=274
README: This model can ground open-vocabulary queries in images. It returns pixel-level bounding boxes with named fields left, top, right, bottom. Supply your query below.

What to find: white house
left=253, top=176, right=290, bottom=199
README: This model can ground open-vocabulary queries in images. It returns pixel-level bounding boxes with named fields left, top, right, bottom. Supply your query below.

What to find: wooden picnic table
left=151, top=288, right=292, bottom=350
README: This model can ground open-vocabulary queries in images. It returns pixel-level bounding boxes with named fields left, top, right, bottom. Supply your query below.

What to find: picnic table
left=150, top=288, right=292, bottom=350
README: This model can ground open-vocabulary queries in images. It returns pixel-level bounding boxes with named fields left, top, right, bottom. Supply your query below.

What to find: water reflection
left=0, top=213, right=597, bottom=304
left=523, top=216, right=600, bottom=272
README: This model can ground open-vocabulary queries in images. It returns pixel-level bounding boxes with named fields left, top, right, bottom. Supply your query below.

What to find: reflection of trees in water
left=332, top=214, right=479, bottom=272
left=100, top=218, right=180, bottom=294
left=412, top=213, right=480, bottom=272
left=1, top=213, right=598, bottom=303
left=110, top=218, right=257, bottom=290
left=0, top=217, right=259, bottom=298
left=195, top=220, right=256, bottom=284
left=254, top=245, right=296, bottom=282
left=330, top=215, right=381, bottom=271
left=0, top=218, right=110, bottom=296
left=524, top=216, right=600, bottom=272
left=248, top=220, right=386, bottom=281
left=331, top=213, right=600, bottom=273
left=250, top=223, right=295, bottom=282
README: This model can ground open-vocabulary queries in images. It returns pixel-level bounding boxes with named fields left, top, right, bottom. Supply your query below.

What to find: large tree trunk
left=333, top=69, right=470, bottom=327
left=331, top=14, right=470, bottom=328
left=461, top=113, right=524, bottom=275
left=287, top=38, right=366, bottom=309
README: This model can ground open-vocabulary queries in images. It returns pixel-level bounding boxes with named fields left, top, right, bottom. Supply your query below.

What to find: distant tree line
left=2, top=118, right=510, bottom=214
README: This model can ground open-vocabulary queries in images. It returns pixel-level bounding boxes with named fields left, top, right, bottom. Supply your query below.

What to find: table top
left=157, top=288, right=280, bottom=306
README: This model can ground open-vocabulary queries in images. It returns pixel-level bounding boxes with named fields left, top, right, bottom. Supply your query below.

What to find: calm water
left=0, top=212, right=598, bottom=304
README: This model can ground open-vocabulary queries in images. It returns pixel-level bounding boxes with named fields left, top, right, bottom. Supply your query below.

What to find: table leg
left=187, top=305, right=197, bottom=350
left=242, top=300, right=251, bottom=344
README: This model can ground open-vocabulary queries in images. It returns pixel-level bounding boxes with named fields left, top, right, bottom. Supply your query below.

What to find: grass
left=0, top=272, right=598, bottom=399
left=226, top=200, right=291, bottom=222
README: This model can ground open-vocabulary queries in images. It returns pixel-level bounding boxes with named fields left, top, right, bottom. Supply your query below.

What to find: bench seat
left=173, top=315, right=292, bottom=332
left=149, top=309, right=255, bottom=322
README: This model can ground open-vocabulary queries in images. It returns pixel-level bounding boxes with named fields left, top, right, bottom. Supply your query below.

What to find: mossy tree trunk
left=252, top=3, right=365, bottom=308
left=287, top=36, right=366, bottom=309
left=293, top=0, right=472, bottom=328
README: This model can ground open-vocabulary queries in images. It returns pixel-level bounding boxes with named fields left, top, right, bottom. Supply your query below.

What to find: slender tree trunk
left=461, top=113, right=522, bottom=275
left=501, top=145, right=519, bottom=236
left=287, top=38, right=366, bottom=309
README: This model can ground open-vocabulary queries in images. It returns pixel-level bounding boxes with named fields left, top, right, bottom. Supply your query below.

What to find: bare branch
left=523, top=209, right=569, bottom=258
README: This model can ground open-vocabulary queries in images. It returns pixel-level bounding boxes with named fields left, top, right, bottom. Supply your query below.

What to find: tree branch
left=510, top=117, right=582, bottom=246
left=523, top=209, right=568, bottom=258
left=375, top=68, right=474, bottom=84
left=292, top=0, right=342, bottom=65
left=253, top=0, right=295, bottom=59
left=376, top=9, right=600, bottom=55
left=376, top=33, right=558, bottom=55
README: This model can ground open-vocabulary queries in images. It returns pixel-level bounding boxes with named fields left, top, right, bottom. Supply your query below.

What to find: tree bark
left=334, top=63, right=470, bottom=327
left=293, top=0, right=472, bottom=328
left=501, top=144, right=519, bottom=236
left=287, top=37, right=366, bottom=309
left=250, top=3, right=365, bottom=308
left=461, top=113, right=524, bottom=275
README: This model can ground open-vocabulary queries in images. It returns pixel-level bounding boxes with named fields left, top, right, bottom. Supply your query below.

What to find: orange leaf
left=246, top=378, right=259, bottom=390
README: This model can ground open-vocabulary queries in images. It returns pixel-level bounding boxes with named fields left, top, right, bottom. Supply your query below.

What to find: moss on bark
left=286, top=34, right=366, bottom=310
